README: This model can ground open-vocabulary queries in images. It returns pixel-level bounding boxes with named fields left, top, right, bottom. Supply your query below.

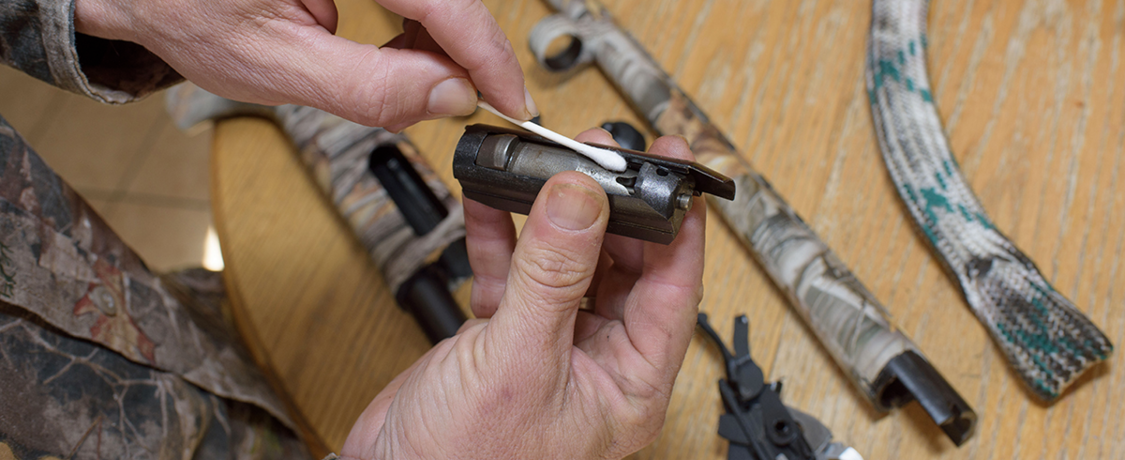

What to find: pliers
left=698, top=313, right=863, bottom=460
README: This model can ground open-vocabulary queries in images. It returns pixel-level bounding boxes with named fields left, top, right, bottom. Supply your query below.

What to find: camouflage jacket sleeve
left=0, top=0, right=182, bottom=103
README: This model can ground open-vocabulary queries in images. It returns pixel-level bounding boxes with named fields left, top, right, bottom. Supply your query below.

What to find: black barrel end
left=395, top=264, right=467, bottom=344
left=874, top=351, right=977, bottom=446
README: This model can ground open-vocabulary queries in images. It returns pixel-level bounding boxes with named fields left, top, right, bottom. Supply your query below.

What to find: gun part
left=168, top=84, right=468, bottom=344
left=369, top=145, right=469, bottom=343
left=530, top=0, right=976, bottom=444
left=867, top=0, right=1111, bottom=400
left=454, top=124, right=734, bottom=245
left=698, top=313, right=862, bottom=460
left=600, top=121, right=647, bottom=151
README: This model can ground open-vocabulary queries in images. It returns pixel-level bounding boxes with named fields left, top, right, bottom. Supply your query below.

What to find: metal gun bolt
left=676, top=193, right=693, bottom=211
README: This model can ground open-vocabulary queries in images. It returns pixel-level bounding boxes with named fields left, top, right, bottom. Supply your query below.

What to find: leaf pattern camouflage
left=0, top=114, right=293, bottom=425
left=0, top=114, right=309, bottom=459
left=527, top=0, right=959, bottom=409
left=0, top=303, right=308, bottom=460
left=165, top=84, right=469, bottom=294
left=0, top=0, right=181, bottom=103
left=865, top=0, right=1112, bottom=400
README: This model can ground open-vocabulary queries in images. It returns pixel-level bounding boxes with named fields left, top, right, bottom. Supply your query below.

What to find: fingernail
left=546, top=183, right=601, bottom=231
left=427, top=78, right=477, bottom=116
left=523, top=86, right=539, bottom=120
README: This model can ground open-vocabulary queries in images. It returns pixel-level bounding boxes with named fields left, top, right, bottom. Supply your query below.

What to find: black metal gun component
left=369, top=145, right=468, bottom=343
left=453, top=124, right=735, bottom=244
left=600, top=120, right=647, bottom=151
left=698, top=313, right=817, bottom=460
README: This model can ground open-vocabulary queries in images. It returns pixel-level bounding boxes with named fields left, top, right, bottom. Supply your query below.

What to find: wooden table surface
left=210, top=0, right=1125, bottom=458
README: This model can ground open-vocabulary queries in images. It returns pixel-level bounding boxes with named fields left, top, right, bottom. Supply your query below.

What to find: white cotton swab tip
left=477, top=101, right=628, bottom=172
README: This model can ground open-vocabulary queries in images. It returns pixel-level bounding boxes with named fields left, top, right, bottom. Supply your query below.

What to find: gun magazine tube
left=709, top=176, right=915, bottom=399
left=167, top=85, right=471, bottom=344
left=269, top=105, right=471, bottom=292
left=531, top=0, right=974, bottom=443
left=270, top=102, right=473, bottom=343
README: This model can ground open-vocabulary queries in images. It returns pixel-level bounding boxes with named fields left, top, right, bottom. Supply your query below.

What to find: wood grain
left=211, top=0, right=1125, bottom=458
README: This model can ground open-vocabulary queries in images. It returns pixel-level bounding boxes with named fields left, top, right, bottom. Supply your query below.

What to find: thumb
left=278, top=32, right=478, bottom=128
left=489, top=172, right=609, bottom=363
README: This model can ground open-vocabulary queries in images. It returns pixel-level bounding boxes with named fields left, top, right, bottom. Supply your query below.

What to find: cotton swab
left=477, top=101, right=628, bottom=172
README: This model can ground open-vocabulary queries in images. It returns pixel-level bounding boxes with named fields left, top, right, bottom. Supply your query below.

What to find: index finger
left=377, top=0, right=534, bottom=120
left=622, top=136, right=706, bottom=371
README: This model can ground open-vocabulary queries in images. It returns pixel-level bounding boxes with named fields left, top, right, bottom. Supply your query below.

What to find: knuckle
left=610, top=403, right=665, bottom=454
left=414, top=0, right=442, bottom=24
left=513, top=241, right=593, bottom=294
left=441, top=1, right=514, bottom=73
left=355, top=51, right=407, bottom=126
left=468, top=28, right=518, bottom=74
left=633, top=402, right=667, bottom=431
left=497, top=34, right=518, bottom=63
left=483, top=29, right=518, bottom=68
left=634, top=377, right=671, bottom=403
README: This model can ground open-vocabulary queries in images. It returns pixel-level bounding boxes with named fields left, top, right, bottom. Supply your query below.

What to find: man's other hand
left=340, top=129, right=707, bottom=459
left=74, top=0, right=536, bottom=129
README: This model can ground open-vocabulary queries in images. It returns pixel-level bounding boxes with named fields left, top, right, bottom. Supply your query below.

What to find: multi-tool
left=698, top=314, right=863, bottom=460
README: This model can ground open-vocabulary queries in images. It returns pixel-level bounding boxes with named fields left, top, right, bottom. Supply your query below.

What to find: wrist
left=73, top=0, right=136, bottom=41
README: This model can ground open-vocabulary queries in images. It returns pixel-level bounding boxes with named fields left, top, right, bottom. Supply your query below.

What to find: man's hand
left=339, top=129, right=706, bottom=459
left=74, top=0, right=535, bottom=129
